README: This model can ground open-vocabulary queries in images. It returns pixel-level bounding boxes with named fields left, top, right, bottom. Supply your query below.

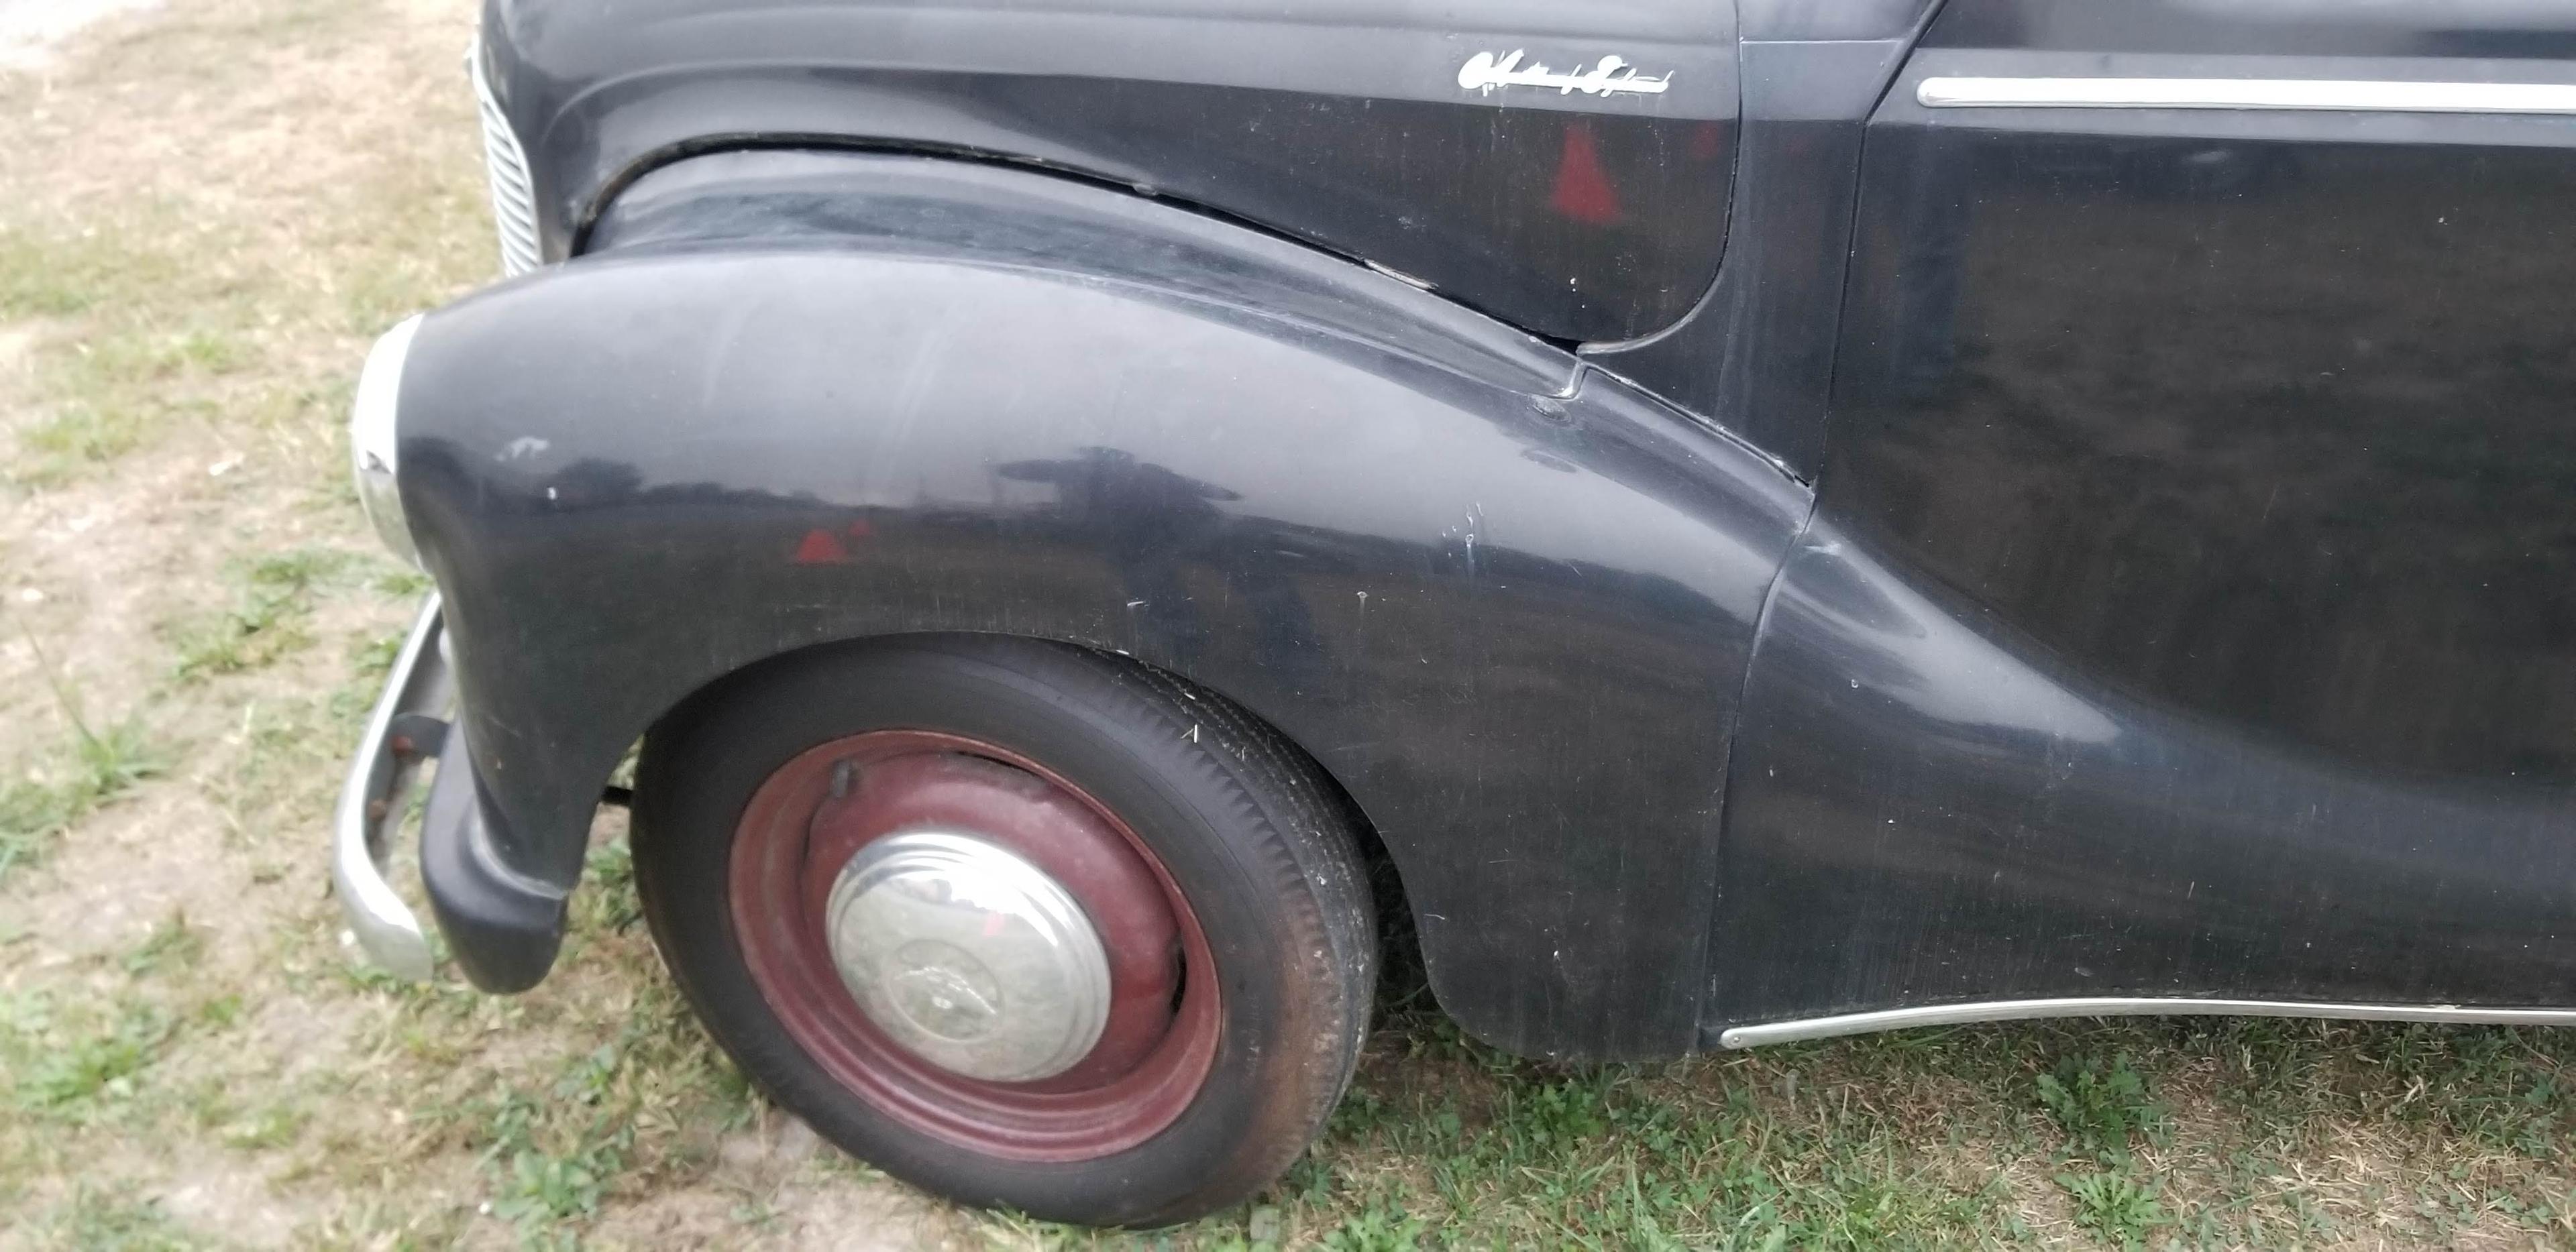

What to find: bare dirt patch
left=0, top=0, right=158, bottom=70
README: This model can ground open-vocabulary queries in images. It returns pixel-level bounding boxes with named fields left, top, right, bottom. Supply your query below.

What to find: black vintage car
left=332, top=0, right=2576, bottom=1226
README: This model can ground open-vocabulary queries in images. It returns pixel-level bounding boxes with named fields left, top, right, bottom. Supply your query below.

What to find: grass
left=5, top=0, right=2576, bottom=1247
left=122, top=910, right=205, bottom=978
left=481, top=1078, right=635, bottom=1232
left=0, top=215, right=254, bottom=487
left=2035, top=1053, right=2165, bottom=1166
left=2, top=973, right=199, bottom=1146
left=45, top=1186, right=199, bottom=1252
left=1289, top=1004, right=2576, bottom=1247
left=0, top=709, right=163, bottom=885
left=1242, top=1005, right=2023, bottom=1249
left=163, top=547, right=352, bottom=680
left=0, top=221, right=184, bottom=321
left=2057, top=1170, right=2171, bottom=1249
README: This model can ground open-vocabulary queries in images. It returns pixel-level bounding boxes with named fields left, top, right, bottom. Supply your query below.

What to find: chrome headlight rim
left=352, top=314, right=425, bottom=570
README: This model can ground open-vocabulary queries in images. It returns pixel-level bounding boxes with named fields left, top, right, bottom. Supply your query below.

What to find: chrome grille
left=470, top=46, right=542, bottom=278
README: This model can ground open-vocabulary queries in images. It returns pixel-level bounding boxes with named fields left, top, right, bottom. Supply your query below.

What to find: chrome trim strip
left=331, top=596, right=453, bottom=982
left=1918, top=76, right=2576, bottom=115
left=1719, top=997, right=2576, bottom=1049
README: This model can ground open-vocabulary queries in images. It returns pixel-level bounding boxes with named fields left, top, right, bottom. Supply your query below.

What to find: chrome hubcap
left=822, top=830, right=1112, bottom=1082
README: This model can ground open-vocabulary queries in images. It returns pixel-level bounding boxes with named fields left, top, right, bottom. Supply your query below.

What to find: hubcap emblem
left=823, top=830, right=1112, bottom=1082
left=883, top=940, right=1003, bottom=1042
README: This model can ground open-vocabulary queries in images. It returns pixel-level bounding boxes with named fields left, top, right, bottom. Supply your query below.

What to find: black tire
left=633, top=634, right=1377, bottom=1226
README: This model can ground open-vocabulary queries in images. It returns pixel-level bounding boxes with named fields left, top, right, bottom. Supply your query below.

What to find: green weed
left=0, top=713, right=164, bottom=885
left=369, top=565, right=434, bottom=600
left=48, top=1184, right=197, bottom=1252
left=1495, top=1076, right=1611, bottom=1157
left=462, top=1007, right=753, bottom=1245
left=1316, top=1196, right=1424, bottom=1252
left=15, top=1005, right=175, bottom=1123
left=217, top=1100, right=309, bottom=1151
left=73, top=709, right=164, bottom=795
left=2058, top=1168, right=2174, bottom=1249
left=166, top=547, right=351, bottom=680
left=480, top=1082, right=632, bottom=1233
left=19, top=400, right=152, bottom=467
left=123, top=910, right=203, bottom=978
left=0, top=774, right=81, bottom=876
left=2035, top=1051, right=2165, bottom=1163
left=573, top=838, right=639, bottom=935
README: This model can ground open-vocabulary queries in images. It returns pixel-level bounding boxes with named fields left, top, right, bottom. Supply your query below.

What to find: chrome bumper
left=331, top=595, right=455, bottom=980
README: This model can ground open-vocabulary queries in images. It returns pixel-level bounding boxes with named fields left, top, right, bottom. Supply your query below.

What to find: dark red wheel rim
left=729, top=730, right=1220, bottom=1161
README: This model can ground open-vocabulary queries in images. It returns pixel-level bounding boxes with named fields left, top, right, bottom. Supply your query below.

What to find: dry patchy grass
left=6, top=2, right=2576, bottom=1249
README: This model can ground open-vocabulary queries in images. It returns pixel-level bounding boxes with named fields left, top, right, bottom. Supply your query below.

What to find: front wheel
left=633, top=636, right=1377, bottom=1226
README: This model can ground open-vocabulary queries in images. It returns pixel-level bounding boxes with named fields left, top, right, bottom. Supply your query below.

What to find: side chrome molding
left=1719, top=997, right=2576, bottom=1049
left=1919, top=76, right=2576, bottom=115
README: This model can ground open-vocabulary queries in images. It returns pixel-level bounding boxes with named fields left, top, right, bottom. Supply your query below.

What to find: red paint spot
left=1688, top=120, right=1725, bottom=162
left=1550, top=122, right=1624, bottom=225
left=794, top=528, right=851, bottom=565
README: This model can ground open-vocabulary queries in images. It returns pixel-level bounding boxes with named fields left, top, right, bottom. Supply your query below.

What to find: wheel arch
left=634, top=628, right=1422, bottom=988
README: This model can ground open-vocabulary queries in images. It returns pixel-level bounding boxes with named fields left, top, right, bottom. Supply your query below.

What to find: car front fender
left=394, top=152, right=1809, bottom=1060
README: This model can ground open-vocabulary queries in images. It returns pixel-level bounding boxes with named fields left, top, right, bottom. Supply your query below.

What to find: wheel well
left=627, top=630, right=1424, bottom=1013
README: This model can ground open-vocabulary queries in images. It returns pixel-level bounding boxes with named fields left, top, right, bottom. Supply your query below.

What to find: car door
left=1713, top=0, right=2576, bottom=1034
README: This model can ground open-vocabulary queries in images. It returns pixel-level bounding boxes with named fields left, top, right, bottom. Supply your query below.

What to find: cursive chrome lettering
left=1458, top=50, right=1674, bottom=99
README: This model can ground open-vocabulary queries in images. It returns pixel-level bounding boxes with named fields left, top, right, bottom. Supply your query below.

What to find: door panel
left=1835, top=24, right=2576, bottom=780
left=1711, top=0, right=2576, bottom=1029
left=1587, top=0, right=1945, bottom=475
